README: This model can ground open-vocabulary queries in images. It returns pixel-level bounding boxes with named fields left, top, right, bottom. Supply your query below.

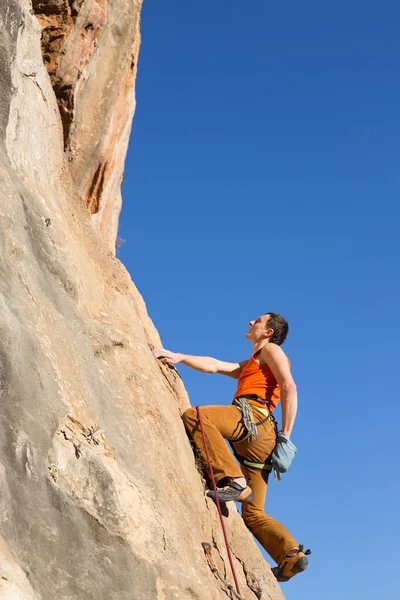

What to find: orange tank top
left=234, top=349, right=288, bottom=412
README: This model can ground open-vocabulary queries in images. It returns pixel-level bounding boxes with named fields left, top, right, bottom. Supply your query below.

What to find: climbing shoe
left=272, top=545, right=311, bottom=582
left=206, top=481, right=253, bottom=503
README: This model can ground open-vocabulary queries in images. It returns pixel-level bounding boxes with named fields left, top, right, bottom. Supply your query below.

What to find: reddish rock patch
left=33, top=0, right=107, bottom=150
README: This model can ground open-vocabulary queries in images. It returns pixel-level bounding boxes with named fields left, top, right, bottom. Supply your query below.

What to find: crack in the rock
left=232, top=552, right=263, bottom=600
left=21, top=72, right=47, bottom=104
left=157, top=363, right=182, bottom=396
left=212, top=531, right=229, bottom=580
left=60, top=428, right=82, bottom=458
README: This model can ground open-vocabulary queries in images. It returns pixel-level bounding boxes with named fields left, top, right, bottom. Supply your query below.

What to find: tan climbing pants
left=182, top=405, right=299, bottom=565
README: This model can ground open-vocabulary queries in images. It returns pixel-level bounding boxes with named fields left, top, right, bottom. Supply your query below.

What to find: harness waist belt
left=234, top=393, right=270, bottom=406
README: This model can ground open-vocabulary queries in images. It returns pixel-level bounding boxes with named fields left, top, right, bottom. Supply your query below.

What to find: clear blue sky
left=119, top=2, right=400, bottom=598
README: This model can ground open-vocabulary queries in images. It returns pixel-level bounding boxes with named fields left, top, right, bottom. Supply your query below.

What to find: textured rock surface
left=0, top=2, right=286, bottom=599
left=33, top=0, right=142, bottom=251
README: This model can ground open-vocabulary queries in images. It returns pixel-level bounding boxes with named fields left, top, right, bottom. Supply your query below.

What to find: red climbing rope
left=195, top=405, right=242, bottom=597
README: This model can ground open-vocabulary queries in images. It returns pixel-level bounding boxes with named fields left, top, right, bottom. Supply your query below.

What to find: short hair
left=265, top=312, right=289, bottom=345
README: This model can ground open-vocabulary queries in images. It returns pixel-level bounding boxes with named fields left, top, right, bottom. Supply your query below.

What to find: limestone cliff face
left=0, top=2, right=285, bottom=599
left=32, top=0, right=142, bottom=252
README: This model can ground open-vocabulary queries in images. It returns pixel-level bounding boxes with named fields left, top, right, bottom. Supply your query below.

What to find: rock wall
left=0, top=2, right=285, bottom=599
left=32, top=0, right=142, bottom=252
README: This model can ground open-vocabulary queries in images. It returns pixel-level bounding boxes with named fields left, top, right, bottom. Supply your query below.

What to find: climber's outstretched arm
left=154, top=348, right=247, bottom=379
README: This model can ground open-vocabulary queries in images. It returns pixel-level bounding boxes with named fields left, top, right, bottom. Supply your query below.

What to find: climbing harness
left=196, top=406, right=243, bottom=599
left=230, top=397, right=285, bottom=481
left=232, top=395, right=278, bottom=443
left=202, top=542, right=247, bottom=600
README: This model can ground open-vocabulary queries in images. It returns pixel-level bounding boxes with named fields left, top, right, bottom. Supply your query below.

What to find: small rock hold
left=48, top=464, right=58, bottom=482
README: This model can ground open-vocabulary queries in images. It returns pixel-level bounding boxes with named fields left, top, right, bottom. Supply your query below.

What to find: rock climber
left=154, top=312, right=310, bottom=583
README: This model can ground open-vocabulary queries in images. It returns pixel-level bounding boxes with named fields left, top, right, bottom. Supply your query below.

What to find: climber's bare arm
left=260, top=343, right=298, bottom=438
left=154, top=349, right=248, bottom=379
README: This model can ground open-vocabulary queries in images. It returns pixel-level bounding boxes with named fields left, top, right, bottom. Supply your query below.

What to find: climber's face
left=246, top=314, right=273, bottom=343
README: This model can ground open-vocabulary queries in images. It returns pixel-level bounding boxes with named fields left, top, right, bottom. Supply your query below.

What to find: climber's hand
left=153, top=348, right=182, bottom=365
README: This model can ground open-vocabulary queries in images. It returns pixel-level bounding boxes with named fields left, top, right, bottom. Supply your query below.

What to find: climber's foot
left=272, top=545, right=311, bottom=582
left=206, top=480, right=253, bottom=503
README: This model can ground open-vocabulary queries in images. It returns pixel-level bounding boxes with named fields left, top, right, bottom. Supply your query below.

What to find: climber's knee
left=182, top=407, right=197, bottom=429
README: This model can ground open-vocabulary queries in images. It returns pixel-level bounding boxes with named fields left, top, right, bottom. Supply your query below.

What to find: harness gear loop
left=195, top=406, right=242, bottom=598
left=233, top=395, right=279, bottom=442
left=231, top=396, right=282, bottom=478
left=232, top=397, right=259, bottom=440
